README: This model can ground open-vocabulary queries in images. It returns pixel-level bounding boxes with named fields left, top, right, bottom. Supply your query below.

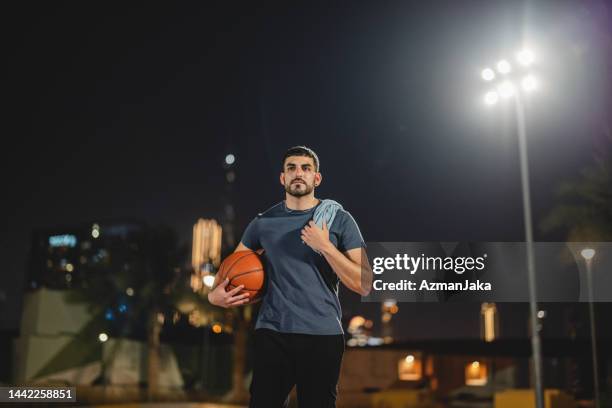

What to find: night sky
left=2, top=1, right=610, bottom=331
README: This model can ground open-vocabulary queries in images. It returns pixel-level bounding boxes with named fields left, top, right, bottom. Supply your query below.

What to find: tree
left=541, top=142, right=612, bottom=241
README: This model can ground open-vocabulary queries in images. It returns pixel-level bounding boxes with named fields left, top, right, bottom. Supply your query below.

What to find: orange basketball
left=217, top=250, right=265, bottom=303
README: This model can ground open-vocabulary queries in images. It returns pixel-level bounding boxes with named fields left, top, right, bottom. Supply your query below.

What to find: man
left=208, top=146, right=372, bottom=408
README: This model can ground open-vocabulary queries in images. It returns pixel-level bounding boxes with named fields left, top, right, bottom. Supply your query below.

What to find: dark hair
left=282, top=146, right=320, bottom=172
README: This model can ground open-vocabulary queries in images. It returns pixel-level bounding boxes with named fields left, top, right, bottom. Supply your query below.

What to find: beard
left=285, top=179, right=315, bottom=197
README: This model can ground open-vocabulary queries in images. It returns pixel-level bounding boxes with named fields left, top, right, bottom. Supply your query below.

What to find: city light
left=91, top=224, right=100, bottom=239
left=203, top=275, right=215, bottom=288
left=580, top=248, right=596, bottom=261
left=98, top=333, right=108, bottom=342
left=465, top=360, right=487, bottom=386
left=212, top=323, right=222, bottom=334
left=367, top=337, right=384, bottom=346
left=382, top=299, right=396, bottom=309
left=225, top=153, right=236, bottom=165
left=65, top=263, right=74, bottom=272
left=481, top=303, right=498, bottom=342
left=49, top=234, right=77, bottom=248
left=398, top=354, right=422, bottom=381
left=192, top=218, right=223, bottom=273
left=126, top=287, right=134, bottom=296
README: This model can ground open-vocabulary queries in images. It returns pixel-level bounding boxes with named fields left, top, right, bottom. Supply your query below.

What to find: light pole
left=481, top=48, right=544, bottom=408
left=98, top=332, right=109, bottom=395
left=580, top=247, right=600, bottom=408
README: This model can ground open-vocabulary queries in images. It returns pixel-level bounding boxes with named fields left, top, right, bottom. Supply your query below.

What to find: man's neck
left=285, top=194, right=319, bottom=211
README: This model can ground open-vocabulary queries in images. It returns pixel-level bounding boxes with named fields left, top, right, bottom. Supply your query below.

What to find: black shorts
left=249, top=328, right=345, bottom=408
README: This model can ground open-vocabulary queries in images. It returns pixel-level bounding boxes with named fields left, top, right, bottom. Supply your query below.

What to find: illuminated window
left=49, top=234, right=77, bottom=248
left=480, top=303, right=498, bottom=342
left=398, top=353, right=422, bottom=381
left=192, top=218, right=223, bottom=272
left=465, top=361, right=487, bottom=386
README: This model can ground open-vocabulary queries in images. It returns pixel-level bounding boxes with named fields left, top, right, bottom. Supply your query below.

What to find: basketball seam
left=228, top=267, right=264, bottom=281
left=219, top=251, right=257, bottom=280
left=224, top=251, right=257, bottom=277
left=227, top=283, right=262, bottom=292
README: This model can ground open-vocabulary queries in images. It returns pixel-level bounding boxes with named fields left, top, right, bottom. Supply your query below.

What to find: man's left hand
left=301, top=220, right=331, bottom=253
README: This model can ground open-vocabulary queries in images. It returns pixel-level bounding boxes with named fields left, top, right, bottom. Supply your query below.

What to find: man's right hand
left=207, top=278, right=250, bottom=308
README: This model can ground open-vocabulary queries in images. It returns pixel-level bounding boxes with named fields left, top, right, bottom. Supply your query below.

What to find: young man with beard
left=208, top=146, right=372, bottom=408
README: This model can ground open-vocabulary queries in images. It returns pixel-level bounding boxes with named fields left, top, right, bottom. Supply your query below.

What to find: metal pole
left=514, top=95, right=545, bottom=408
left=585, top=259, right=601, bottom=408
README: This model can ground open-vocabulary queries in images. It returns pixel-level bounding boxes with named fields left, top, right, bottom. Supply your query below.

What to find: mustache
left=291, top=179, right=306, bottom=184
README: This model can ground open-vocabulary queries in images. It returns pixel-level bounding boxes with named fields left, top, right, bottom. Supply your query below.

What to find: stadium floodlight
left=484, top=91, right=499, bottom=105
left=516, top=49, right=535, bottom=66
left=498, top=81, right=516, bottom=98
left=521, top=75, right=537, bottom=92
left=479, top=45, right=545, bottom=408
left=496, top=59, right=512, bottom=74
left=481, top=68, right=495, bottom=81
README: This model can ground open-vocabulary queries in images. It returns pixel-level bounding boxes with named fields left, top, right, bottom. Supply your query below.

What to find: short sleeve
left=337, top=211, right=366, bottom=252
left=240, top=218, right=262, bottom=251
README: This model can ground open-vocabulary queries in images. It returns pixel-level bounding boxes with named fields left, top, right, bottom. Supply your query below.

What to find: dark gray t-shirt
left=240, top=200, right=365, bottom=335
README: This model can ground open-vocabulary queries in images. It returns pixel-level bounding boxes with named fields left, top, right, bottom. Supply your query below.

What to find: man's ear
left=279, top=172, right=285, bottom=186
left=314, top=172, right=322, bottom=187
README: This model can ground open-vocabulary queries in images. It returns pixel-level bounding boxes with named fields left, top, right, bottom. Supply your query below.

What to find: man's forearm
left=319, top=244, right=372, bottom=296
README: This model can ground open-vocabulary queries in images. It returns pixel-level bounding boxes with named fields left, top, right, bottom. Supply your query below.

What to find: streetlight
left=225, top=153, right=236, bottom=166
left=580, top=247, right=600, bottom=408
left=481, top=47, right=544, bottom=408
left=98, top=332, right=109, bottom=390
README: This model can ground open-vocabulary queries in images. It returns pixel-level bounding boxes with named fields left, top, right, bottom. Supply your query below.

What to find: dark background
left=2, top=1, right=610, bottom=334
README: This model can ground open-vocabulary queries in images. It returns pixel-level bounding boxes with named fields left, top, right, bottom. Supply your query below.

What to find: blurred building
left=14, top=287, right=183, bottom=387
left=27, top=220, right=147, bottom=290
left=337, top=338, right=605, bottom=408
left=191, top=218, right=222, bottom=294
left=15, top=220, right=188, bottom=386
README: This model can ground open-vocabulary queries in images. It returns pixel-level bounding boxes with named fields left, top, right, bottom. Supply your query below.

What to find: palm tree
left=541, top=145, right=612, bottom=241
